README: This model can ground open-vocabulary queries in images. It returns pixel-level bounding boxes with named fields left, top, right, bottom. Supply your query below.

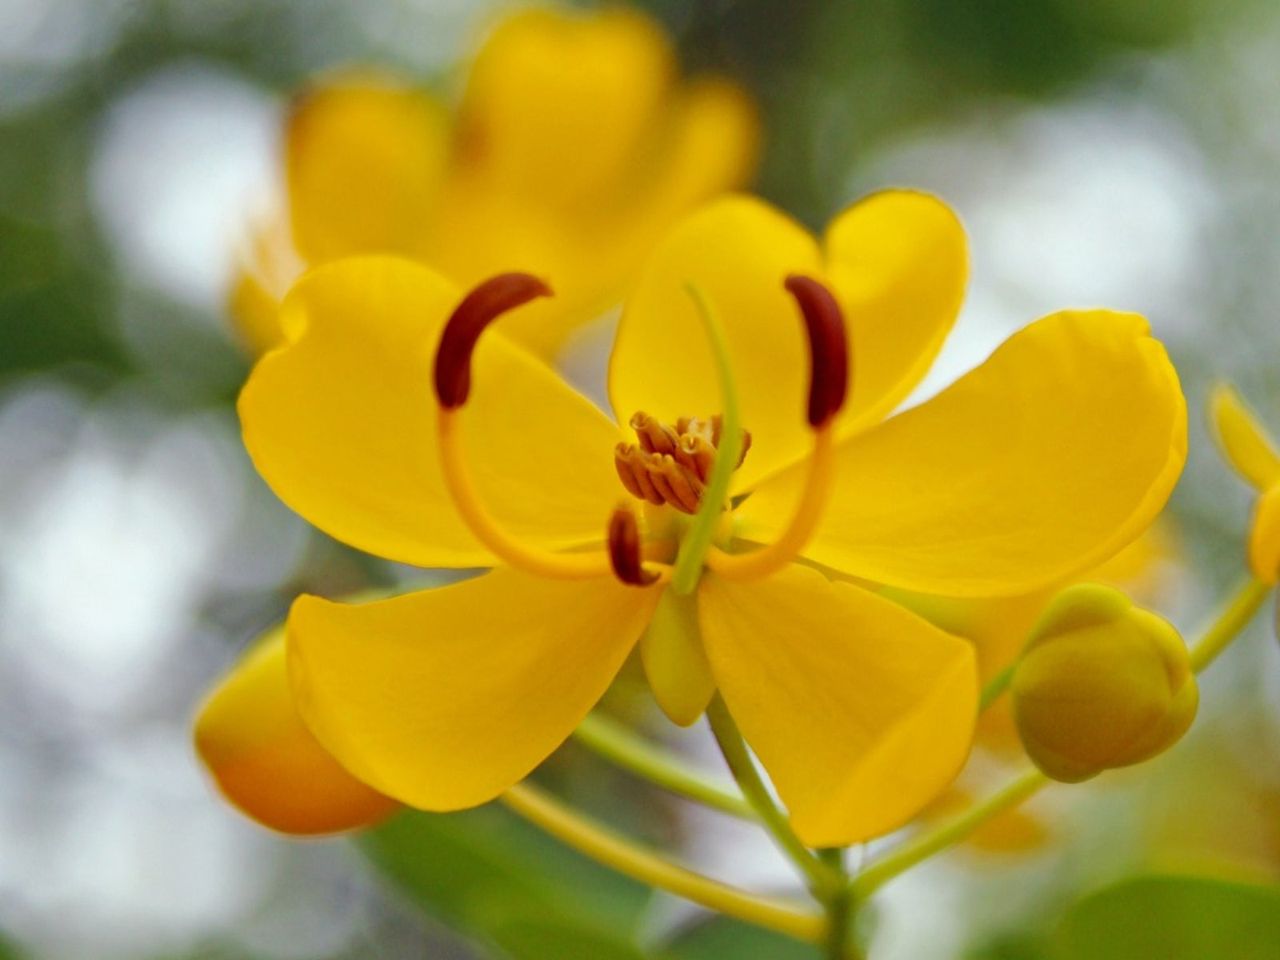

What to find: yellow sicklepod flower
left=231, top=5, right=758, bottom=357
left=1012, top=584, right=1198, bottom=783
left=225, top=191, right=1185, bottom=848
left=1210, top=384, right=1280, bottom=584
left=194, top=626, right=398, bottom=834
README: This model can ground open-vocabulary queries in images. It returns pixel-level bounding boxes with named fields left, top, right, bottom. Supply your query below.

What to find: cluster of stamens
left=614, top=413, right=752, bottom=514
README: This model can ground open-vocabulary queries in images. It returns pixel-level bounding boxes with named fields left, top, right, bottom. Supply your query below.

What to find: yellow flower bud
left=1248, top=486, right=1280, bottom=585
left=1012, top=584, right=1197, bottom=783
left=194, top=627, right=398, bottom=835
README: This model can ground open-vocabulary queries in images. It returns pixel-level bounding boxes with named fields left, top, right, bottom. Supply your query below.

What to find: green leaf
left=1055, top=874, right=1280, bottom=960
left=662, top=917, right=819, bottom=960
left=360, top=806, right=653, bottom=958
left=491, top=918, right=649, bottom=960
left=965, top=932, right=1052, bottom=960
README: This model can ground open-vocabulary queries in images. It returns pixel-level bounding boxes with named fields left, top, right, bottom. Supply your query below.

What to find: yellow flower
left=1011, top=584, right=1197, bottom=783
left=224, top=191, right=1185, bottom=847
left=231, top=5, right=758, bottom=358
left=1210, top=384, right=1280, bottom=584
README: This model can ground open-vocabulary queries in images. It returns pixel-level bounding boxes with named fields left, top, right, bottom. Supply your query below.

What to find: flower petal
left=824, top=190, right=967, bottom=430
left=698, top=564, right=977, bottom=847
left=608, top=196, right=823, bottom=490
left=1249, top=486, right=1280, bottom=584
left=458, top=7, right=674, bottom=211
left=194, top=626, right=397, bottom=835
left=239, top=257, right=622, bottom=568
left=740, top=310, right=1186, bottom=596
left=287, top=75, right=449, bottom=263
left=287, top=570, right=660, bottom=810
left=625, top=77, right=761, bottom=239
left=227, top=216, right=303, bottom=354
left=1209, top=383, right=1280, bottom=491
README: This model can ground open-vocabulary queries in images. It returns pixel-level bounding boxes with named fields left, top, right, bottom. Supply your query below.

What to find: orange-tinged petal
left=287, top=569, right=661, bottom=810
left=287, top=75, right=449, bottom=263
left=740, top=310, right=1186, bottom=596
left=194, top=627, right=397, bottom=835
left=1209, top=383, right=1280, bottom=491
left=609, top=196, right=823, bottom=490
left=239, top=257, right=621, bottom=568
left=698, top=564, right=977, bottom=847
left=824, top=190, right=967, bottom=430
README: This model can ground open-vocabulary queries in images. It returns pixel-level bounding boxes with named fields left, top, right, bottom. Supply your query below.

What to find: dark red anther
left=784, top=275, right=849, bottom=429
left=608, top=507, right=658, bottom=587
left=433, top=273, right=552, bottom=409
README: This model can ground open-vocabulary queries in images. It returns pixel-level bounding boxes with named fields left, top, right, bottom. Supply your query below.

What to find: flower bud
left=1012, top=584, right=1197, bottom=783
left=194, top=627, right=398, bottom=835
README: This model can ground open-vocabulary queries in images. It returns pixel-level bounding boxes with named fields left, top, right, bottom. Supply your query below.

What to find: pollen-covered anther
left=615, top=412, right=751, bottom=514
left=608, top=506, right=659, bottom=586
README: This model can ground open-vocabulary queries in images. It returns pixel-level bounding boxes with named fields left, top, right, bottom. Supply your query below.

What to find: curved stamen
left=786, top=274, right=849, bottom=428
left=608, top=506, right=670, bottom=586
left=434, top=273, right=613, bottom=579
left=705, top=274, right=848, bottom=582
left=434, top=272, right=551, bottom=409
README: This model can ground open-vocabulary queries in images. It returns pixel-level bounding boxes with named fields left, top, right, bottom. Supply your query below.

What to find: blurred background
left=2, top=0, right=1279, bottom=958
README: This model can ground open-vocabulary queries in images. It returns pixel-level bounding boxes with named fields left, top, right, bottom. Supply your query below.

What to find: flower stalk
left=500, top=782, right=823, bottom=942
left=705, top=696, right=842, bottom=896
left=571, top=712, right=753, bottom=819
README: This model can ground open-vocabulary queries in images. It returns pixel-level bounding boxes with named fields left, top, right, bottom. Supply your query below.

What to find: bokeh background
left=2, top=1, right=1279, bottom=958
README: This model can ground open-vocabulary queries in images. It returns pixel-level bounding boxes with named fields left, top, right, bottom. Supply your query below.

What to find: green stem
left=672, top=283, right=743, bottom=595
left=573, top=713, right=754, bottom=819
left=979, top=664, right=1014, bottom=710
left=502, top=783, right=823, bottom=942
left=851, top=767, right=1047, bottom=898
left=1188, top=577, right=1272, bottom=672
left=852, top=574, right=1275, bottom=898
left=705, top=696, right=841, bottom=895
left=819, top=848, right=855, bottom=959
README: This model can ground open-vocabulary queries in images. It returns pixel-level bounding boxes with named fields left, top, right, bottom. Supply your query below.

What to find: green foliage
left=1055, top=874, right=1280, bottom=960
left=966, top=932, right=1053, bottom=960
left=661, top=917, right=819, bottom=960
left=361, top=806, right=654, bottom=959
left=0, top=216, right=126, bottom=381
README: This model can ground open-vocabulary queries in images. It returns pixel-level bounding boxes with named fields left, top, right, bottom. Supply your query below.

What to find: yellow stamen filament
left=437, top=408, right=614, bottom=579
left=705, top=426, right=837, bottom=581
